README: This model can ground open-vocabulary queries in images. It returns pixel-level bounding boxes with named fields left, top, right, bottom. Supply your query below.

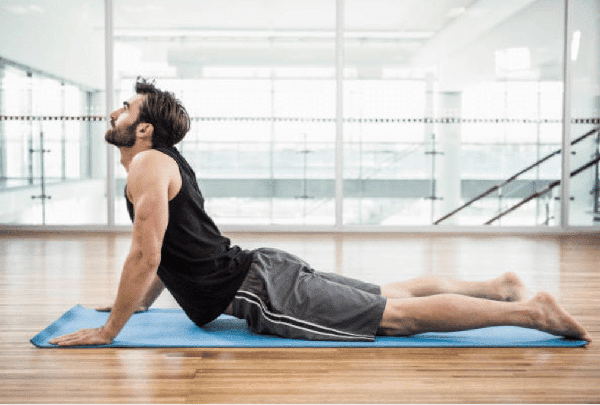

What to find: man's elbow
left=129, top=248, right=162, bottom=273
left=143, top=252, right=162, bottom=270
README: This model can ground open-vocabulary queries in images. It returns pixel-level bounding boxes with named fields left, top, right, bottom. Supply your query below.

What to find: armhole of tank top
left=160, top=149, right=185, bottom=203
left=124, top=184, right=132, bottom=204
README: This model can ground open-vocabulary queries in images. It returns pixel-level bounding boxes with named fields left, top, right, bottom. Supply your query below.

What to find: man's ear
left=137, top=123, right=154, bottom=140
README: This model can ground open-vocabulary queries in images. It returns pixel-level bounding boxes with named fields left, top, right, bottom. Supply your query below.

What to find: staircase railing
left=434, top=127, right=599, bottom=225
left=485, top=153, right=600, bottom=225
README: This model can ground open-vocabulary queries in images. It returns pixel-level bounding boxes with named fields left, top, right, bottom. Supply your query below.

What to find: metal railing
left=434, top=127, right=600, bottom=225
left=485, top=152, right=600, bottom=225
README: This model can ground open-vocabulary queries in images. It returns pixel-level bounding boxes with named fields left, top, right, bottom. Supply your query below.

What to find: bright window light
left=495, top=47, right=531, bottom=74
left=571, top=30, right=581, bottom=61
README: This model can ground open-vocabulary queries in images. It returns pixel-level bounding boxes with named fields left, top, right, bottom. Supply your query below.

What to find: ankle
left=524, top=303, right=543, bottom=329
left=500, top=300, right=538, bottom=329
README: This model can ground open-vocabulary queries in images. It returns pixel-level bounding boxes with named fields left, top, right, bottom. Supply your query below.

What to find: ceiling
left=109, top=0, right=562, bottom=81
left=114, top=0, right=472, bottom=32
left=0, top=0, right=564, bottom=84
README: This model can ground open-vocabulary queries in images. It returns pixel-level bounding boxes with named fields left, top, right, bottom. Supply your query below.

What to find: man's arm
left=138, top=273, right=166, bottom=311
left=50, top=151, right=172, bottom=346
left=96, top=274, right=165, bottom=313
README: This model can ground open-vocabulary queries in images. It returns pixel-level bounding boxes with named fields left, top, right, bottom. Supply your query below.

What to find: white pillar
left=86, top=91, right=106, bottom=180
left=105, top=0, right=115, bottom=227
left=335, top=0, right=344, bottom=228
left=560, top=0, right=574, bottom=229
left=425, top=73, right=436, bottom=223
left=437, top=92, right=462, bottom=225
left=0, top=63, right=5, bottom=181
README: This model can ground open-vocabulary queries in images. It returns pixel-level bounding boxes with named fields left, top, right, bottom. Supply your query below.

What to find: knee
left=380, top=285, right=413, bottom=299
left=377, top=299, right=418, bottom=336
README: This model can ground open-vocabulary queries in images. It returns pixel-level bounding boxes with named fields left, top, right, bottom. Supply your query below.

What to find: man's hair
left=135, top=77, right=191, bottom=148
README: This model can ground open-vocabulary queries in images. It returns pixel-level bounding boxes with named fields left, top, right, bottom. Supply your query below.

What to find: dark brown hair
left=135, top=77, right=191, bottom=148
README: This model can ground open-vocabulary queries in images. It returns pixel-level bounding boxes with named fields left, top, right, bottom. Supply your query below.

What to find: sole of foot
left=529, top=292, right=591, bottom=342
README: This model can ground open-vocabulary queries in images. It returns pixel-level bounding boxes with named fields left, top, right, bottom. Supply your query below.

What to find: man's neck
left=118, top=143, right=151, bottom=172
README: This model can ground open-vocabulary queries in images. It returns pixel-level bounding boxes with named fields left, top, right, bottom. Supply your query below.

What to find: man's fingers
left=48, top=328, right=111, bottom=347
left=49, top=332, right=77, bottom=344
left=96, top=305, right=112, bottom=312
left=50, top=331, right=86, bottom=346
left=96, top=305, right=147, bottom=313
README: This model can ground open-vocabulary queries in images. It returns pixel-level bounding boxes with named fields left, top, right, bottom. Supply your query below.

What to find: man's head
left=105, top=77, right=191, bottom=149
left=134, top=77, right=191, bottom=148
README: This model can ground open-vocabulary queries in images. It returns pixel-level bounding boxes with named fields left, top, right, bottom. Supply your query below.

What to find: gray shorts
left=228, top=248, right=387, bottom=341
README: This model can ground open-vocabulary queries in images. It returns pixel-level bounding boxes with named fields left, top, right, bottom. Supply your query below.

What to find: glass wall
left=112, top=0, right=336, bottom=226
left=0, top=0, right=598, bottom=230
left=343, top=0, right=567, bottom=226
left=569, top=0, right=600, bottom=225
left=0, top=0, right=105, bottom=225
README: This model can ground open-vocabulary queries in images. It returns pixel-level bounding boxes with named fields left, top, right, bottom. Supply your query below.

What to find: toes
left=531, top=292, right=590, bottom=341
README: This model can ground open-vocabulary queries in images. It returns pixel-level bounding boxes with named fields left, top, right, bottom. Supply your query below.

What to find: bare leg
left=378, top=291, right=591, bottom=342
left=381, top=272, right=531, bottom=302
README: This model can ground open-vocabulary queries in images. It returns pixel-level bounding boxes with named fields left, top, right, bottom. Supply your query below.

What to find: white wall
left=434, top=0, right=565, bottom=91
left=0, top=0, right=104, bottom=89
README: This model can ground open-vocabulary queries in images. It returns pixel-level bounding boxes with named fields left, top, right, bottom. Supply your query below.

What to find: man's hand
left=49, top=327, right=113, bottom=347
left=96, top=305, right=148, bottom=313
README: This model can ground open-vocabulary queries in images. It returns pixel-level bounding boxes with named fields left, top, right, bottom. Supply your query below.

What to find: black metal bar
left=485, top=154, right=600, bottom=225
left=434, top=127, right=599, bottom=225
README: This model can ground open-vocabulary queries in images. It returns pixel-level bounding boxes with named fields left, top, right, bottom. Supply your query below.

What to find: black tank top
left=125, top=147, right=253, bottom=327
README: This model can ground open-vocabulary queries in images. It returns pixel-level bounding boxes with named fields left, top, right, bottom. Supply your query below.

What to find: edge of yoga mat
left=31, top=305, right=589, bottom=348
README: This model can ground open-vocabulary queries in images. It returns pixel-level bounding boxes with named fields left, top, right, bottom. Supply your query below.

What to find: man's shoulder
left=127, top=150, right=179, bottom=189
left=128, top=149, right=183, bottom=201
left=130, top=149, right=178, bottom=173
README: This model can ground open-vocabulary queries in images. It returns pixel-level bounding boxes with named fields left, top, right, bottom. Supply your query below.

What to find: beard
left=105, top=119, right=138, bottom=147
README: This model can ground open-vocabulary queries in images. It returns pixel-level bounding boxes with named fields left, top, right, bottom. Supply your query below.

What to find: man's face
left=105, top=94, right=145, bottom=147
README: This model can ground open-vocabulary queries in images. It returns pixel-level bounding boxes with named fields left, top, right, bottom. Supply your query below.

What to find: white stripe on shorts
left=234, top=290, right=375, bottom=341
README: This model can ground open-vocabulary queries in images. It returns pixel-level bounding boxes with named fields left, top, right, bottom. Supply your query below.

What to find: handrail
left=434, top=127, right=599, bottom=225
left=485, top=153, right=600, bottom=225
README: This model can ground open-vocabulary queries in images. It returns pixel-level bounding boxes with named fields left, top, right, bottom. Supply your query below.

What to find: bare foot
left=527, top=292, right=591, bottom=342
left=494, top=272, right=533, bottom=302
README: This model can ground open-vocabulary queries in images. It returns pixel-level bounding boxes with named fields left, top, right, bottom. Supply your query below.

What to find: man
left=50, top=78, right=591, bottom=346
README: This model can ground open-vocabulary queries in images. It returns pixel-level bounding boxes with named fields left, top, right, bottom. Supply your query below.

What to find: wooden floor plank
left=0, top=232, right=598, bottom=403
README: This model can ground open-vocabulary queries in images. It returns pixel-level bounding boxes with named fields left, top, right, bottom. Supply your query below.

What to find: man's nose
left=109, top=109, right=121, bottom=125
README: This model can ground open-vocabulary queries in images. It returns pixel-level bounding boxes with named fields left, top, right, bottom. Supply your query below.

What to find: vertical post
left=536, top=82, right=542, bottom=223
left=594, top=131, right=600, bottom=217
left=40, top=130, right=47, bottom=225
left=61, top=82, right=66, bottom=180
left=105, top=0, right=115, bottom=228
left=31, top=130, right=52, bottom=225
left=269, top=70, right=275, bottom=223
left=424, top=73, right=435, bottom=223
left=561, top=0, right=573, bottom=229
left=85, top=91, right=93, bottom=179
left=437, top=92, right=462, bottom=225
left=0, top=62, right=5, bottom=182
left=27, top=71, right=34, bottom=185
left=335, top=0, right=344, bottom=228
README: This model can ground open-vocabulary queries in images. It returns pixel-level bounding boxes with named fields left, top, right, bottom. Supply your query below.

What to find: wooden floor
left=1, top=231, right=599, bottom=403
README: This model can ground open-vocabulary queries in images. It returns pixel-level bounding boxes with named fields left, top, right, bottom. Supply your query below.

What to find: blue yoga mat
left=31, top=305, right=588, bottom=348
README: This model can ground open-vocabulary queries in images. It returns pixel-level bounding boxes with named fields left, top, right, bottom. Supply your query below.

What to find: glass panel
left=569, top=0, right=600, bottom=226
left=343, top=0, right=565, bottom=226
left=0, top=0, right=106, bottom=225
left=113, top=0, right=336, bottom=226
